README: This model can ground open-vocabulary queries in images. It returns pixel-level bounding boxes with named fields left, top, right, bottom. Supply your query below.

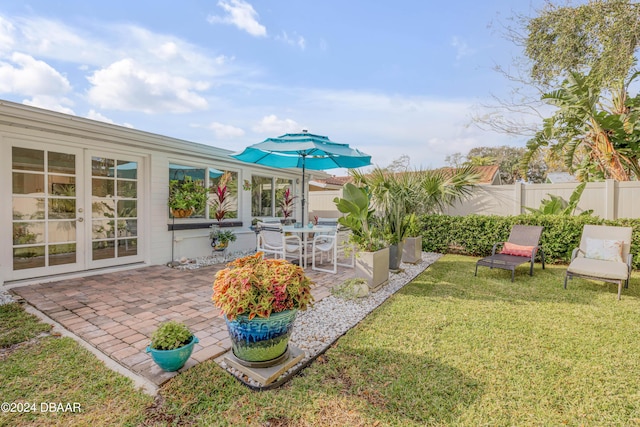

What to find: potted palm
left=212, top=252, right=314, bottom=367
left=168, top=176, right=209, bottom=218
left=334, top=183, right=389, bottom=291
left=146, top=320, right=199, bottom=372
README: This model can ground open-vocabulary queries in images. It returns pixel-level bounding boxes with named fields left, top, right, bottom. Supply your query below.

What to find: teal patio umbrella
left=231, top=131, right=371, bottom=224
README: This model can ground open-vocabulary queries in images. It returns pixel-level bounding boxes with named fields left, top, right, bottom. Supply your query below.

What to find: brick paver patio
left=10, top=261, right=354, bottom=390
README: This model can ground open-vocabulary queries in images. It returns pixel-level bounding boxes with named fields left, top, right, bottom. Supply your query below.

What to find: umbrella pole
left=301, top=156, right=306, bottom=226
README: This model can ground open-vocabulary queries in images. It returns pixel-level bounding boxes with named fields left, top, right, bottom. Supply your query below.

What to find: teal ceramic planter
left=225, top=309, right=297, bottom=366
left=146, top=335, right=199, bottom=372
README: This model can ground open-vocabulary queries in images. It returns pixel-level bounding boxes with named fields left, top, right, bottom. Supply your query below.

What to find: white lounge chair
left=565, top=224, right=633, bottom=300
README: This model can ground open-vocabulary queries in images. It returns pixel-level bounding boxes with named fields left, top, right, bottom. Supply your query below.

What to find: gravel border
left=219, top=252, right=442, bottom=389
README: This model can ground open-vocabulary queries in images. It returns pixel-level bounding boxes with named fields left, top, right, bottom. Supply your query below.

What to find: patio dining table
left=282, top=224, right=336, bottom=268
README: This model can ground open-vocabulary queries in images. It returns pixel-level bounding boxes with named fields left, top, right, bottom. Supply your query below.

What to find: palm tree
left=351, top=165, right=479, bottom=244
left=522, top=71, right=640, bottom=181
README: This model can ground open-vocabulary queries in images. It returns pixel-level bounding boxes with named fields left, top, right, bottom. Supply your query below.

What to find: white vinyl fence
left=309, top=180, right=640, bottom=220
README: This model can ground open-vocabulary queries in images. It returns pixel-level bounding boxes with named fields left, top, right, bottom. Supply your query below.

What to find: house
left=1, top=100, right=316, bottom=286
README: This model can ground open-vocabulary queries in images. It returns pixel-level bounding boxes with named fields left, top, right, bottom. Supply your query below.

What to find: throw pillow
left=584, top=238, right=623, bottom=262
left=500, top=242, right=535, bottom=257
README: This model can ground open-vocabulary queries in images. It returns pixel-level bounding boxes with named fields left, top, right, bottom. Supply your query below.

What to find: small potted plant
left=212, top=252, right=314, bottom=367
left=168, top=176, right=209, bottom=218
left=209, top=225, right=237, bottom=251
left=145, top=320, right=199, bottom=372
left=402, top=213, right=422, bottom=264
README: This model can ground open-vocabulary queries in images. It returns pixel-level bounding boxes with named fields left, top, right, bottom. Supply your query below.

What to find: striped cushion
left=500, top=242, right=534, bottom=257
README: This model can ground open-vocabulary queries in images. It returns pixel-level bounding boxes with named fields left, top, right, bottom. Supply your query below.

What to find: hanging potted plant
left=168, top=176, right=209, bottom=218
left=212, top=252, right=314, bottom=367
left=145, top=320, right=199, bottom=372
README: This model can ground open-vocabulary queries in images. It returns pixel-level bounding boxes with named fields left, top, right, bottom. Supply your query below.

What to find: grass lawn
left=3, top=254, right=640, bottom=426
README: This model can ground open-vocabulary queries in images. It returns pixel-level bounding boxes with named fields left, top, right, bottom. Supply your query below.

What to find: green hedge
left=419, top=214, right=640, bottom=269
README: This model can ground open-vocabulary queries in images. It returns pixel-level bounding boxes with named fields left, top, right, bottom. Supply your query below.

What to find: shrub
left=419, top=214, right=640, bottom=269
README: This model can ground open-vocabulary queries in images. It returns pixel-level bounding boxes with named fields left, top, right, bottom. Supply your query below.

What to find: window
left=168, top=164, right=238, bottom=221
left=251, top=175, right=294, bottom=218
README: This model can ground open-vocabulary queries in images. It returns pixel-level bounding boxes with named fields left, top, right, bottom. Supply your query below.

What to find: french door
left=9, top=141, right=143, bottom=281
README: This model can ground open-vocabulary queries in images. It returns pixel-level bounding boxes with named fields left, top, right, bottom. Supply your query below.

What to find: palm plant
left=351, top=165, right=479, bottom=244
left=522, top=71, right=640, bottom=181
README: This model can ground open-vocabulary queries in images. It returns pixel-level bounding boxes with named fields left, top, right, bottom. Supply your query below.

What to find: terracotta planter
left=402, top=236, right=422, bottom=264
left=171, top=208, right=194, bottom=218
left=355, top=247, right=390, bottom=292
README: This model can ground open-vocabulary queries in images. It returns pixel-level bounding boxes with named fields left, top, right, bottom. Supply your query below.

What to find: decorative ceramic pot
left=225, top=309, right=297, bottom=367
left=146, top=335, right=199, bottom=372
left=211, top=240, right=229, bottom=251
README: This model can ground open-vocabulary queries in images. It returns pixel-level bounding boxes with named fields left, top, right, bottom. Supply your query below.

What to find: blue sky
left=0, top=0, right=545, bottom=171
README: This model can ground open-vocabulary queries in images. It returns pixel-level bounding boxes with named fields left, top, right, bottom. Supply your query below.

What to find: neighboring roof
left=438, top=165, right=501, bottom=185
left=311, top=165, right=502, bottom=188
left=546, top=172, right=579, bottom=183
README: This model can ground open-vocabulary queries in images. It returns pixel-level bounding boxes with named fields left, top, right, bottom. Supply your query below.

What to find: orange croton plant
left=212, top=252, right=314, bottom=320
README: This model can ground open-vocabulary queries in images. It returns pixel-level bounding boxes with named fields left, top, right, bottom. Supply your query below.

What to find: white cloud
left=23, top=95, right=75, bottom=115
left=208, top=121, right=245, bottom=139
left=86, top=109, right=114, bottom=124
left=207, top=0, right=267, bottom=37
left=451, top=36, right=475, bottom=60
left=276, top=31, right=306, bottom=50
left=0, top=16, right=15, bottom=55
left=253, top=114, right=300, bottom=134
left=0, top=52, right=71, bottom=96
left=87, top=58, right=209, bottom=113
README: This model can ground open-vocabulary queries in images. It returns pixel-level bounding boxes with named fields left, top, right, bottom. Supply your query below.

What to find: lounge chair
left=475, top=225, right=545, bottom=281
left=564, top=224, right=633, bottom=300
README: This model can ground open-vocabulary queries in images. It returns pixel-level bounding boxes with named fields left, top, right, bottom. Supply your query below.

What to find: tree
left=475, top=0, right=640, bottom=137
left=521, top=71, right=640, bottom=181
left=526, top=0, right=640, bottom=91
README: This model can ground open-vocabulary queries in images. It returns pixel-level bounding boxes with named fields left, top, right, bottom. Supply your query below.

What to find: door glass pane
left=13, top=198, right=45, bottom=220
left=48, top=221, right=76, bottom=243
left=93, top=178, right=114, bottom=197
left=117, top=161, right=137, bottom=179
left=93, top=240, right=115, bottom=260
left=13, top=246, right=45, bottom=270
left=92, top=198, right=115, bottom=218
left=118, top=200, right=137, bottom=217
left=13, top=172, right=44, bottom=195
left=13, top=222, right=45, bottom=245
left=49, top=198, right=76, bottom=219
left=118, top=220, right=137, bottom=237
left=50, top=176, right=76, bottom=196
left=49, top=244, right=76, bottom=266
left=92, top=157, right=115, bottom=177
left=48, top=152, right=75, bottom=174
left=12, top=147, right=44, bottom=172
left=117, top=181, right=137, bottom=198
left=92, top=220, right=116, bottom=239
left=118, top=239, right=137, bottom=257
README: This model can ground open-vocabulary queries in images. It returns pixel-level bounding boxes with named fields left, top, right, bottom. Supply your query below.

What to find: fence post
left=514, top=181, right=523, bottom=215
left=605, top=179, right=616, bottom=220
